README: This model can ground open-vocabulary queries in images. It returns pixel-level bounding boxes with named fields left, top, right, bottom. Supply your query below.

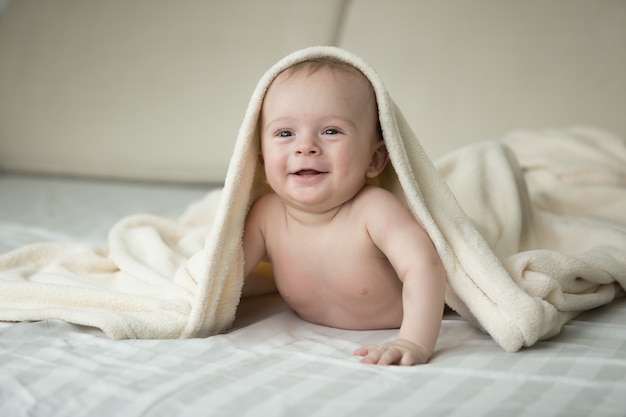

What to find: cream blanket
left=1, top=47, right=625, bottom=352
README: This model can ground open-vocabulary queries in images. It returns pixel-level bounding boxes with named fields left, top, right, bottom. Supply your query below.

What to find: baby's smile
left=290, top=169, right=329, bottom=184
left=294, top=169, right=326, bottom=176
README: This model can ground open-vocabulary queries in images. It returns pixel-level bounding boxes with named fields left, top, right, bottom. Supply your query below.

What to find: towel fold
left=1, top=47, right=624, bottom=352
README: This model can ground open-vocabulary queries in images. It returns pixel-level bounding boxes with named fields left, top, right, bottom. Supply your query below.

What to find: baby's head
left=258, top=57, right=388, bottom=211
left=266, top=57, right=382, bottom=141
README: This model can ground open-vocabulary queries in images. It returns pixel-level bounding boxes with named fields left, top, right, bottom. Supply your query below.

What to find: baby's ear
left=366, top=141, right=389, bottom=178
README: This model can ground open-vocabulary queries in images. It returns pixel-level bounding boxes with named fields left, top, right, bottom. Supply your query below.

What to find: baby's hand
left=353, top=339, right=429, bottom=366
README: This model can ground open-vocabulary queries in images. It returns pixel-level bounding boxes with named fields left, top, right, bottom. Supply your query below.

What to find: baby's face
left=260, top=66, right=383, bottom=213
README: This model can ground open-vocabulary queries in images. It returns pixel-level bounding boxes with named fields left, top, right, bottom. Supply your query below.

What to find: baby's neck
left=279, top=185, right=371, bottom=227
left=283, top=204, right=344, bottom=227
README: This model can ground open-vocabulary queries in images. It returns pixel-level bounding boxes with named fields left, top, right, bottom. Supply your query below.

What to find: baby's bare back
left=263, top=192, right=405, bottom=330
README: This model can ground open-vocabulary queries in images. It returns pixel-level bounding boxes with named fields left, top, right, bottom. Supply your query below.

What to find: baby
left=242, top=58, right=446, bottom=366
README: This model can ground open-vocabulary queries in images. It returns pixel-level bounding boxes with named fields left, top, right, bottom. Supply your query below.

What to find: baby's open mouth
left=294, top=169, right=325, bottom=176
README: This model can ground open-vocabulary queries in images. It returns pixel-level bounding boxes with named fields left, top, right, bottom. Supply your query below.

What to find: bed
left=1, top=2, right=625, bottom=416
left=1, top=173, right=625, bottom=417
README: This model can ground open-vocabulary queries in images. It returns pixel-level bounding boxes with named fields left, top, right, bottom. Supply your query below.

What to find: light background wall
left=339, top=0, right=626, bottom=158
left=0, top=0, right=624, bottom=182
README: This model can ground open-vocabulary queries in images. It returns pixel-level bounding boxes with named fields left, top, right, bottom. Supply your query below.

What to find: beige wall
left=0, top=0, right=624, bottom=182
left=340, top=0, right=626, bottom=159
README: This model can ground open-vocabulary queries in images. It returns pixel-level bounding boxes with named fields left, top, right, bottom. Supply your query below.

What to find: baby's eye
left=276, top=130, right=294, bottom=137
left=323, top=128, right=340, bottom=135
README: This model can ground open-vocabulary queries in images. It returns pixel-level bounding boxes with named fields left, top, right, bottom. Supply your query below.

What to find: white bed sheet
left=1, top=173, right=625, bottom=417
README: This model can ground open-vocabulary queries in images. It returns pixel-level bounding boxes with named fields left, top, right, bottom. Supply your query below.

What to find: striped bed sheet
left=1, top=173, right=625, bottom=417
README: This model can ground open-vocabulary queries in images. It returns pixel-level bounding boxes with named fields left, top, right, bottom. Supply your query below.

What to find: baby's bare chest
left=267, top=223, right=376, bottom=271
left=266, top=228, right=400, bottom=298
left=265, top=230, right=404, bottom=328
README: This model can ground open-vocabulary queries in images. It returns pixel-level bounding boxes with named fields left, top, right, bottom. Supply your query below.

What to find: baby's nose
left=295, top=136, right=321, bottom=155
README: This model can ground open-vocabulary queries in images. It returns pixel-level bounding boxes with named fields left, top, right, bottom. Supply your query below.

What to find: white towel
left=1, top=46, right=624, bottom=352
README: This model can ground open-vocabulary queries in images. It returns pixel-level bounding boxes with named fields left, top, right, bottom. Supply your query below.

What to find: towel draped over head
left=1, top=46, right=625, bottom=352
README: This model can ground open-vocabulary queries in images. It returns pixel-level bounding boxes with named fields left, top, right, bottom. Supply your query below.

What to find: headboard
left=1, top=0, right=624, bottom=183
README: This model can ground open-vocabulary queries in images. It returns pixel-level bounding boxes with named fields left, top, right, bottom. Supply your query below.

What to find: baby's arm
left=241, top=196, right=276, bottom=297
left=354, top=190, right=446, bottom=366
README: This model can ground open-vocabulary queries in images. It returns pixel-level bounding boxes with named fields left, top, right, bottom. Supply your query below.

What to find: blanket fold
left=1, top=46, right=625, bottom=352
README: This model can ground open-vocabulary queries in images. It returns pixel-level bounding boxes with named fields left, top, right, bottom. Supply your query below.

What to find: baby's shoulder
left=251, top=192, right=281, bottom=208
left=354, top=185, right=403, bottom=208
left=353, top=186, right=416, bottom=225
left=247, top=192, right=283, bottom=219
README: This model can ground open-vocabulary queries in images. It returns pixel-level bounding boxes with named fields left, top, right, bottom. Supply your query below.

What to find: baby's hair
left=277, top=57, right=383, bottom=142
left=281, top=56, right=363, bottom=78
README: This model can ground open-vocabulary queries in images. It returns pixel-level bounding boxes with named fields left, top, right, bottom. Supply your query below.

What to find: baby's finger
left=377, top=348, right=402, bottom=366
left=399, top=352, right=417, bottom=366
left=360, top=351, right=384, bottom=364
left=353, top=344, right=377, bottom=357
left=358, top=347, right=385, bottom=364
